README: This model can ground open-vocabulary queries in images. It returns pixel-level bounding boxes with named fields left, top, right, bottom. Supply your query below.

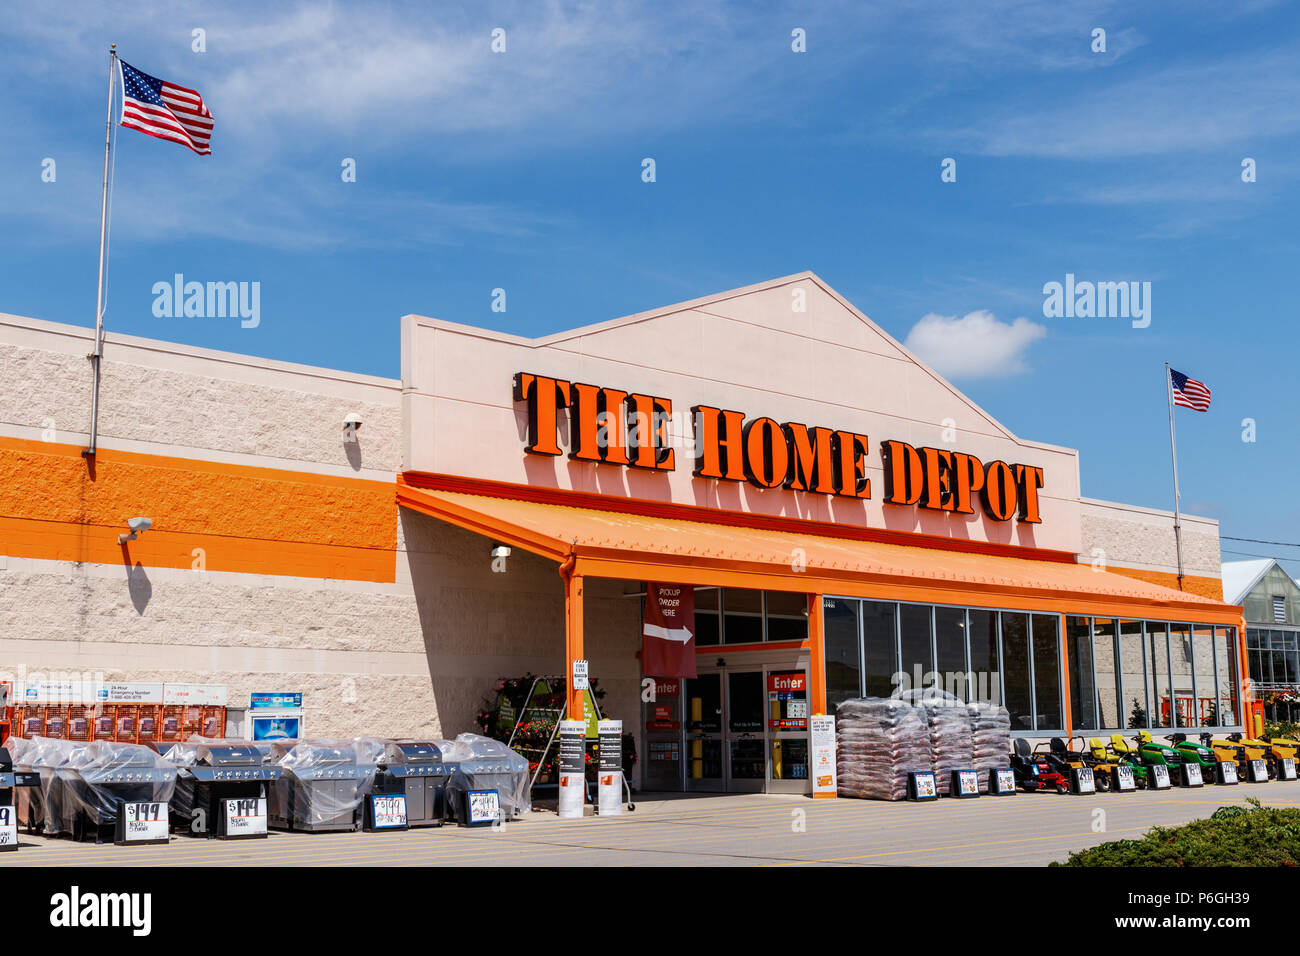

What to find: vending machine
left=249, top=692, right=304, bottom=741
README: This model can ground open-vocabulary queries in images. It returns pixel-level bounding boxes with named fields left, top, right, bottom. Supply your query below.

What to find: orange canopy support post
left=808, top=593, right=827, bottom=714
left=1237, top=614, right=1251, bottom=728
left=1058, top=612, right=1073, bottom=739
left=560, top=553, right=585, bottom=719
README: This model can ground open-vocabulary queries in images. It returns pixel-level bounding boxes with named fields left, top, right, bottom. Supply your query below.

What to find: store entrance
left=641, top=663, right=810, bottom=794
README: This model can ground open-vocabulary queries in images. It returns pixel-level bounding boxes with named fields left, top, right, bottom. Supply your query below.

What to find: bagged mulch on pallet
left=835, top=697, right=930, bottom=801
left=967, top=700, right=1012, bottom=793
left=900, top=688, right=973, bottom=796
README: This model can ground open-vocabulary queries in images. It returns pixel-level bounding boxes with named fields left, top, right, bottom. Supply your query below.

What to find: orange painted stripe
left=0, top=437, right=396, bottom=582
left=1103, top=566, right=1223, bottom=601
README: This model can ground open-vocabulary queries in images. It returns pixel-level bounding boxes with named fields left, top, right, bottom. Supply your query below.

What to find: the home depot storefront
left=397, top=272, right=1246, bottom=795
left=0, top=273, right=1244, bottom=793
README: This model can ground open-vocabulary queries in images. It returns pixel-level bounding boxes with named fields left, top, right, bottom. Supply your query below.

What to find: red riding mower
left=1009, top=738, right=1069, bottom=793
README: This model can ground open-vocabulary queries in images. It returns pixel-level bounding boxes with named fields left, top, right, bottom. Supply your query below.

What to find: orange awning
left=397, top=482, right=1242, bottom=624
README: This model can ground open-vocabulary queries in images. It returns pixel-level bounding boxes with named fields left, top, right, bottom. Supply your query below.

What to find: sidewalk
left=5, top=783, right=1298, bottom=867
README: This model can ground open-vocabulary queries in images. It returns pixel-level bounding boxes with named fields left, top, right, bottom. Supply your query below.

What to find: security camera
left=343, top=413, right=363, bottom=431
left=118, top=516, right=152, bottom=545
left=490, top=544, right=512, bottom=559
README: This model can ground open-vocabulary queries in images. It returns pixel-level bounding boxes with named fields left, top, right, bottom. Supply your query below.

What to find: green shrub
left=1054, top=799, right=1300, bottom=866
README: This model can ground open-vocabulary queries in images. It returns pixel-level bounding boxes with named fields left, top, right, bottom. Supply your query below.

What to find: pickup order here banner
left=642, top=583, right=697, bottom=678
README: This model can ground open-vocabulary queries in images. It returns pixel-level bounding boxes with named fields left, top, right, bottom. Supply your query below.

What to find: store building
left=1224, top=558, right=1300, bottom=726
left=0, top=273, right=1247, bottom=792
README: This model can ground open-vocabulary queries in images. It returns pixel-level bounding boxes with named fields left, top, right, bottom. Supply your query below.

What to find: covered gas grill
left=167, top=740, right=281, bottom=838
left=372, top=740, right=457, bottom=827
left=0, top=739, right=40, bottom=821
left=268, top=739, right=375, bottom=832
left=443, top=734, right=531, bottom=825
left=12, top=737, right=84, bottom=837
left=62, top=740, right=177, bottom=843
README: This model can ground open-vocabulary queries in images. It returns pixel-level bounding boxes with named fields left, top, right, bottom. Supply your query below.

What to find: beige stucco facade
left=0, top=273, right=1233, bottom=762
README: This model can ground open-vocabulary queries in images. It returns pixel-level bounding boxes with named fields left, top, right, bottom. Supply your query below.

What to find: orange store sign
left=513, top=372, right=1044, bottom=524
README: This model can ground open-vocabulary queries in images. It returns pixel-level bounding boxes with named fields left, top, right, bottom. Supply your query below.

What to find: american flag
left=118, top=59, right=213, bottom=155
left=1170, top=368, right=1212, bottom=412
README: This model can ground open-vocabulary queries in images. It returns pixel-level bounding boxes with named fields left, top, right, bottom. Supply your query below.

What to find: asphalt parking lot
left=4, top=780, right=1298, bottom=867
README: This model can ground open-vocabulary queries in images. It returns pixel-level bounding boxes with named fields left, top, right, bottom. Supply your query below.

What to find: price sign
left=956, top=769, right=979, bottom=796
left=0, top=806, right=16, bottom=852
left=1219, top=761, right=1239, bottom=785
left=1248, top=759, right=1268, bottom=783
left=1280, top=757, right=1296, bottom=781
left=909, top=771, right=937, bottom=801
left=1074, top=767, right=1096, bottom=794
left=1184, top=763, right=1203, bottom=787
left=1114, top=764, right=1136, bottom=791
left=1150, top=764, right=1170, bottom=789
left=223, top=797, right=268, bottom=838
left=120, top=802, right=168, bottom=844
left=467, top=789, right=501, bottom=825
left=993, top=768, right=1017, bottom=795
left=369, top=794, right=408, bottom=830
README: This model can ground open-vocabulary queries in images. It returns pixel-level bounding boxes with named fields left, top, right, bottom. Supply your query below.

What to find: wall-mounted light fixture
left=118, top=516, right=152, bottom=545
left=343, top=413, right=363, bottom=441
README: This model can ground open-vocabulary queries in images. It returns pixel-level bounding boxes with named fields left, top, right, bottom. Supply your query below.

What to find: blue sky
left=2, top=1, right=1298, bottom=572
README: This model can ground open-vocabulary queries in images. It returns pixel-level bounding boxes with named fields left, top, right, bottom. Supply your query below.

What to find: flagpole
left=84, top=43, right=117, bottom=459
left=1165, top=362, right=1185, bottom=588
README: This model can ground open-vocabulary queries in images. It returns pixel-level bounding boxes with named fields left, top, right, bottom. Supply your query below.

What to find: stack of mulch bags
left=835, top=697, right=930, bottom=801
left=968, top=700, right=1012, bottom=793
left=901, top=689, right=973, bottom=796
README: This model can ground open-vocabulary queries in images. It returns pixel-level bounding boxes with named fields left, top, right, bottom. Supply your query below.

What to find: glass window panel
left=823, top=598, right=860, bottom=715
left=722, top=588, right=763, bottom=645
left=1119, top=620, right=1148, bottom=729
left=861, top=601, right=897, bottom=698
left=968, top=610, right=1000, bottom=706
left=934, top=606, right=968, bottom=701
left=1093, top=618, right=1120, bottom=729
left=1192, top=625, right=1216, bottom=727
left=899, top=604, right=933, bottom=691
left=685, top=672, right=721, bottom=734
left=1285, top=631, right=1300, bottom=685
left=1169, top=623, right=1193, bottom=728
left=1248, top=649, right=1267, bottom=685
left=1067, top=616, right=1098, bottom=731
left=1217, top=627, right=1240, bottom=726
left=1000, top=612, right=1032, bottom=731
left=695, top=587, right=720, bottom=647
left=1271, top=630, right=1289, bottom=686
left=765, top=591, right=808, bottom=643
left=1031, top=615, right=1063, bottom=731
left=727, top=671, right=764, bottom=733
left=1147, top=622, right=1172, bottom=728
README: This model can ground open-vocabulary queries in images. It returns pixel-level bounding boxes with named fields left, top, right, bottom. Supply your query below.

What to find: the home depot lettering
left=512, top=372, right=1044, bottom=524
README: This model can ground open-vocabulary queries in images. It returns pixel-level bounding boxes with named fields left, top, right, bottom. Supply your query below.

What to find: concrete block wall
left=1077, top=497, right=1222, bottom=599
left=0, top=312, right=646, bottom=753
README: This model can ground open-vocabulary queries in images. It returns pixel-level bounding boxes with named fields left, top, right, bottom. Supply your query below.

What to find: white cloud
left=903, top=310, right=1046, bottom=380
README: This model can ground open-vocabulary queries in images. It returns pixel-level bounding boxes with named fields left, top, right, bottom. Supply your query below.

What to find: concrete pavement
left=4, top=781, right=1297, bottom=866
